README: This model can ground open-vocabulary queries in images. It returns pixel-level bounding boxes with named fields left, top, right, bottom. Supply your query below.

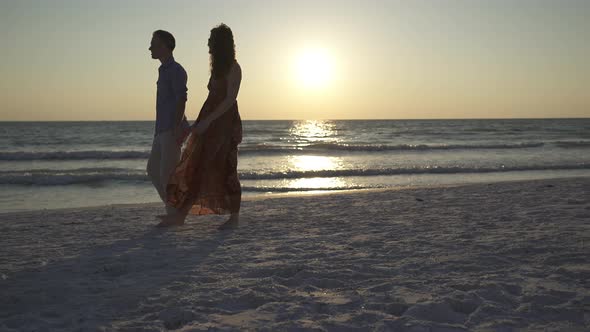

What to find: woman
left=158, top=23, right=243, bottom=229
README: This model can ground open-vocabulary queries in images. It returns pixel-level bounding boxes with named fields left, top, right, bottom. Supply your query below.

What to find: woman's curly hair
left=208, top=23, right=236, bottom=79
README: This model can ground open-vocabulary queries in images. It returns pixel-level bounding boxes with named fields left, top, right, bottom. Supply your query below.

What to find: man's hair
left=153, top=30, right=176, bottom=51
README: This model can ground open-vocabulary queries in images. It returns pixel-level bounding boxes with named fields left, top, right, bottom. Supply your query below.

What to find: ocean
left=1, top=119, right=589, bottom=213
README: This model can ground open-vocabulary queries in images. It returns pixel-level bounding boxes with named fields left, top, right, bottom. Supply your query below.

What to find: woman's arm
left=193, top=63, right=241, bottom=134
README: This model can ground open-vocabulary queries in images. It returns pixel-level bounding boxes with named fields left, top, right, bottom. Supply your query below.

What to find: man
left=147, top=30, right=190, bottom=225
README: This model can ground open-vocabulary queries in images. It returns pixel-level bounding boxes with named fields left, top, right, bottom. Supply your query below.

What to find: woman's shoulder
left=210, top=62, right=241, bottom=81
left=224, top=61, right=241, bottom=84
left=231, top=61, right=242, bottom=76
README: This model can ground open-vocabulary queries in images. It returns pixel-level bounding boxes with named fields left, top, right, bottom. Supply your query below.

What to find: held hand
left=191, top=119, right=210, bottom=136
left=174, top=126, right=190, bottom=146
left=176, top=128, right=191, bottom=145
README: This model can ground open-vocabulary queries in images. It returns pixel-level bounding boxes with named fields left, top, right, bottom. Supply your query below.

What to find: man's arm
left=174, top=99, right=186, bottom=127
left=171, top=66, right=189, bottom=141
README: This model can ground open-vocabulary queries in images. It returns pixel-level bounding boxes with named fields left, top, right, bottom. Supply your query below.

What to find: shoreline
left=2, top=175, right=588, bottom=215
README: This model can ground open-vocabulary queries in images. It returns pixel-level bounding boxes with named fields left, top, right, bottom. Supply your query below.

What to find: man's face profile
left=149, top=36, right=167, bottom=59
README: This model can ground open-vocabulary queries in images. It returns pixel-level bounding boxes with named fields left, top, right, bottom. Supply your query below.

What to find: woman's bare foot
left=156, top=213, right=187, bottom=227
left=218, top=213, right=239, bottom=230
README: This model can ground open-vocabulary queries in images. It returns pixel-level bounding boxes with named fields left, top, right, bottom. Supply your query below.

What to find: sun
left=294, top=47, right=334, bottom=89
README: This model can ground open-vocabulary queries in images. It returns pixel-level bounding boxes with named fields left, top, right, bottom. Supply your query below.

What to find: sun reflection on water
left=289, top=155, right=341, bottom=172
left=275, top=120, right=356, bottom=191
left=286, top=177, right=348, bottom=190
left=286, top=155, right=347, bottom=189
left=288, top=120, right=340, bottom=146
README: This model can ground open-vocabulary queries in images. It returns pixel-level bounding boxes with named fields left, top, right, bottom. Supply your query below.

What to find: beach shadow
left=0, top=212, right=235, bottom=330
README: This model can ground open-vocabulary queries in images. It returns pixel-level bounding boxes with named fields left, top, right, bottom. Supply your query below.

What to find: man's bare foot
left=218, top=214, right=239, bottom=230
left=156, top=208, right=189, bottom=221
left=156, top=213, right=186, bottom=227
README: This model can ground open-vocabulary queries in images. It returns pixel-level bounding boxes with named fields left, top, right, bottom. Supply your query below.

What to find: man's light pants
left=147, top=130, right=181, bottom=215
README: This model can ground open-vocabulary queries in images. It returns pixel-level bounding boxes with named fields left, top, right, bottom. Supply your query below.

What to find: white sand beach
left=1, top=178, right=589, bottom=331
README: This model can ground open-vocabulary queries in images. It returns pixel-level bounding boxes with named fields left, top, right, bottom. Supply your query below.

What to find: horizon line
left=1, top=117, right=589, bottom=122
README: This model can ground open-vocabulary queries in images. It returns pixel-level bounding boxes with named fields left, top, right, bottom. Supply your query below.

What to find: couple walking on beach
left=147, top=24, right=242, bottom=230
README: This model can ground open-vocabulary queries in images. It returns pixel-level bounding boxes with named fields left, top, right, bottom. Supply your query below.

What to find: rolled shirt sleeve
left=171, top=66, right=188, bottom=102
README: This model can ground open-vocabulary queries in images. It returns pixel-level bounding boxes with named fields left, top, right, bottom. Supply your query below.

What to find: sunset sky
left=1, top=0, right=588, bottom=121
